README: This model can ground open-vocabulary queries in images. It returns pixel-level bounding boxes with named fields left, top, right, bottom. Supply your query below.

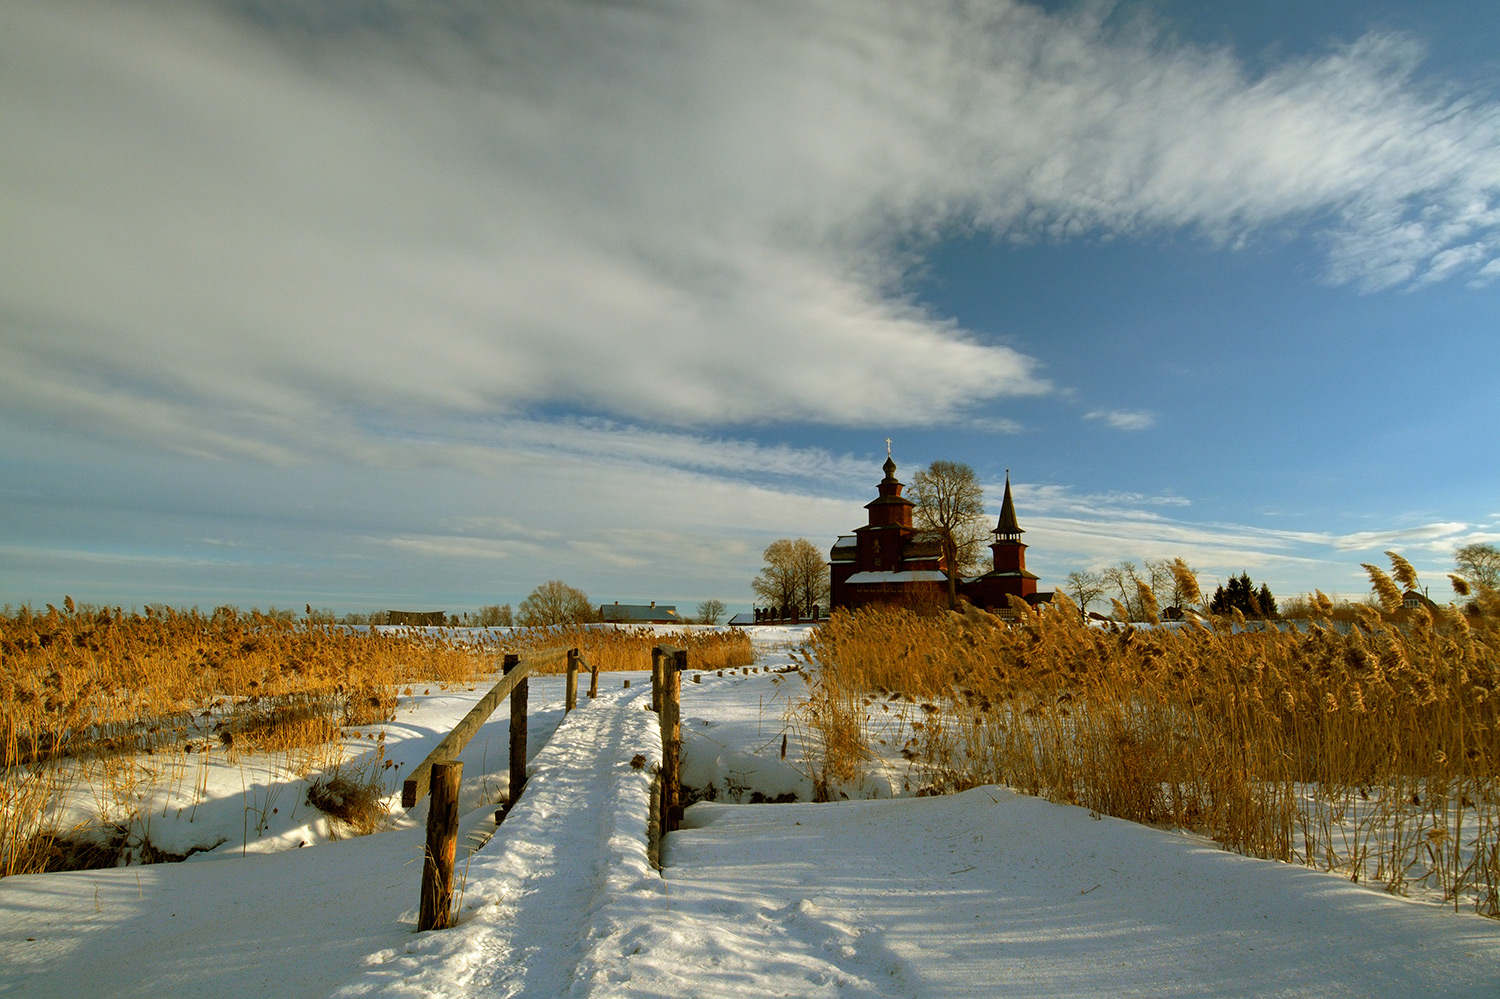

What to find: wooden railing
left=410, top=642, right=681, bottom=931
left=407, top=645, right=599, bottom=930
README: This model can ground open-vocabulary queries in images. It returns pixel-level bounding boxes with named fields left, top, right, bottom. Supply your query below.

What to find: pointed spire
left=994, top=470, right=1022, bottom=538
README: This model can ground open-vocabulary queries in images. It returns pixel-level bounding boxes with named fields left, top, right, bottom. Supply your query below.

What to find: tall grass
left=2, top=605, right=753, bottom=876
left=1, top=602, right=491, bottom=876
left=799, top=565, right=1500, bottom=916
left=1, top=603, right=488, bottom=766
left=505, top=624, right=753, bottom=674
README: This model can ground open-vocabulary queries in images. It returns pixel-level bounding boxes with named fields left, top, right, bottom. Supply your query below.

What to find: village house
left=829, top=453, right=1053, bottom=615
left=599, top=601, right=680, bottom=625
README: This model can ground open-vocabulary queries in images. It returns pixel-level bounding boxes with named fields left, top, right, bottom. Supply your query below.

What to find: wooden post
left=419, top=760, right=462, bottom=931
left=506, top=653, right=528, bottom=811
left=661, top=649, right=685, bottom=833
left=651, top=647, right=664, bottom=713
left=587, top=653, right=600, bottom=699
left=565, top=648, right=580, bottom=714
left=647, top=768, right=662, bottom=870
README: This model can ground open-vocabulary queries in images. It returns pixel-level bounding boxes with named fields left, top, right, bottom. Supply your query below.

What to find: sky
left=2, top=0, right=1498, bottom=616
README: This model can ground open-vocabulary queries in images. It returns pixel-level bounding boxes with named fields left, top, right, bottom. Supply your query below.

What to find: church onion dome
left=882, top=455, right=898, bottom=481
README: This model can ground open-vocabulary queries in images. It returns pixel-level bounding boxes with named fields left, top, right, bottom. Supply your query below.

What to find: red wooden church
left=828, top=452, right=1052, bottom=614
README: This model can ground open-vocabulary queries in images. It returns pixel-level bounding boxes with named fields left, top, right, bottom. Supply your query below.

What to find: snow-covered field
left=2, top=626, right=1497, bottom=997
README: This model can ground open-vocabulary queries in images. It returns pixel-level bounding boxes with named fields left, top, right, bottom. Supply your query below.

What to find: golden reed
left=800, top=560, right=1500, bottom=916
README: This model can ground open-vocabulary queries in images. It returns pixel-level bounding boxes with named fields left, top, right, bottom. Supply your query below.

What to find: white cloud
left=3, top=0, right=1499, bottom=463
left=1013, top=483, right=1191, bottom=516
left=1322, top=522, right=1473, bottom=552
left=1084, top=409, right=1157, bottom=431
left=981, top=479, right=1482, bottom=600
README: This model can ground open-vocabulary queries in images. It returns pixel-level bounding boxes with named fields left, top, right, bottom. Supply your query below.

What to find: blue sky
left=2, top=0, right=1497, bottom=616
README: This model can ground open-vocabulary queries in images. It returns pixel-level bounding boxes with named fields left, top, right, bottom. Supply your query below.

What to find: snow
left=844, top=571, right=950, bottom=584
left=653, top=792, right=1500, bottom=998
left=2, top=628, right=1497, bottom=997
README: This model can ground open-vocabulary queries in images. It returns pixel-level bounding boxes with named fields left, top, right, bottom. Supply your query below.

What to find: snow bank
left=625, top=788, right=1500, bottom=998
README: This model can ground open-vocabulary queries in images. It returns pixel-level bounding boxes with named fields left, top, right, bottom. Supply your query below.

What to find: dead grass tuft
left=306, top=771, right=388, bottom=837
left=505, top=625, right=753, bottom=673
left=797, top=558, right=1500, bottom=916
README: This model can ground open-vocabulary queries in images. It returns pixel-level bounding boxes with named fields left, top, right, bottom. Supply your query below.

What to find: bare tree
left=1065, top=570, right=1105, bottom=616
left=517, top=581, right=595, bottom=627
left=696, top=598, right=726, bottom=625
left=791, top=540, right=830, bottom=615
left=911, top=460, right=989, bottom=609
left=1141, top=558, right=1178, bottom=611
left=1100, top=561, right=1143, bottom=620
left=750, top=538, right=827, bottom=616
left=1455, top=542, right=1500, bottom=592
left=752, top=539, right=805, bottom=613
left=476, top=603, right=513, bottom=627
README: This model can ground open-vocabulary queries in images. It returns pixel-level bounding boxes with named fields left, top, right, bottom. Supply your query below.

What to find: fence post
left=418, top=760, right=462, bottom=931
left=588, top=653, right=600, bottom=699
left=661, top=649, right=685, bottom=833
left=505, top=653, right=527, bottom=812
left=651, top=647, right=664, bottom=713
left=565, top=648, right=580, bottom=714
left=647, top=768, right=663, bottom=870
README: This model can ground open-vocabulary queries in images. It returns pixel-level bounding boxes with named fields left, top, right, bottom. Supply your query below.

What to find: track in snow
left=332, top=687, right=665, bottom=999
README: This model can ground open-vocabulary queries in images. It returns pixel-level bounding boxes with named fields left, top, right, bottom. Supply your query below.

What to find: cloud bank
left=3, top=0, right=1499, bottom=467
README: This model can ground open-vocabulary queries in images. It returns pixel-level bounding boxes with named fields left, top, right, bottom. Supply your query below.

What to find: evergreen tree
left=1209, top=572, right=1275, bottom=618
left=1256, top=583, right=1278, bottom=618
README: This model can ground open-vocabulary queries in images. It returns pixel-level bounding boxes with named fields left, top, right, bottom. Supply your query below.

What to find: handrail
left=401, top=646, right=569, bottom=807
left=415, top=641, right=692, bottom=930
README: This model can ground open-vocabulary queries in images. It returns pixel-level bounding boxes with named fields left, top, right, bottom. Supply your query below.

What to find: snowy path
left=0, top=683, right=664, bottom=999
left=332, top=687, right=664, bottom=998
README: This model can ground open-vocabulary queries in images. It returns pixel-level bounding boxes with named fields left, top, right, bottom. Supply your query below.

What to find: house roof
left=599, top=602, right=679, bottom=623
left=1401, top=590, right=1439, bottom=609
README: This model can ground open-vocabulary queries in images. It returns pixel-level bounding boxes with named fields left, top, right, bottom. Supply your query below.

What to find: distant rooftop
left=599, top=601, right=679, bottom=623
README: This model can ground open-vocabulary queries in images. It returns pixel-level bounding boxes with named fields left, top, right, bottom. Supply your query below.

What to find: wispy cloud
left=1322, top=523, right=1474, bottom=552
left=4, top=0, right=1499, bottom=464
left=1085, top=410, right=1157, bottom=432
left=1011, top=489, right=1481, bottom=597
left=1013, top=483, right=1192, bottom=516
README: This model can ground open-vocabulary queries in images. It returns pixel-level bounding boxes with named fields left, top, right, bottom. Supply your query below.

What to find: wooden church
left=828, top=452, right=1052, bottom=614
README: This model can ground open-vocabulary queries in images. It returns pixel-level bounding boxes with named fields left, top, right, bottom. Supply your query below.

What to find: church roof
left=994, top=472, right=1023, bottom=537
left=845, top=570, right=949, bottom=584
left=900, top=531, right=944, bottom=561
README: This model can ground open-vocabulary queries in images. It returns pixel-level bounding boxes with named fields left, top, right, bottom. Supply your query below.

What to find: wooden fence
left=406, top=642, right=684, bottom=931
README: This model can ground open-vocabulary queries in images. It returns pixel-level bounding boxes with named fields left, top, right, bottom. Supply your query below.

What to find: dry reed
left=2, top=606, right=752, bottom=876
left=504, top=625, right=753, bottom=674
left=798, top=563, right=1500, bottom=916
left=0, top=603, right=489, bottom=876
